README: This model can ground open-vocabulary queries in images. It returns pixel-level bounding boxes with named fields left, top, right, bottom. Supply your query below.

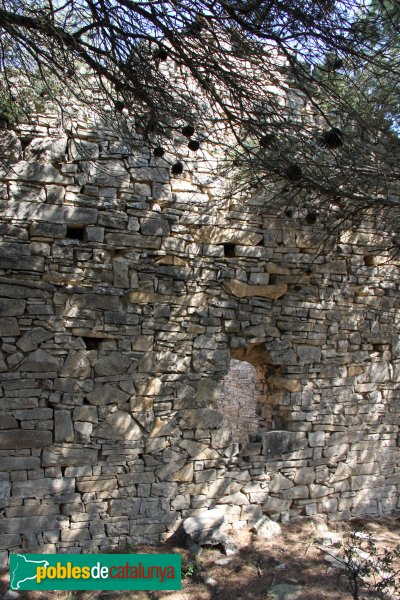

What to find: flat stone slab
left=252, top=516, right=282, bottom=539
left=267, top=584, right=303, bottom=600
left=223, top=278, right=287, bottom=300
left=183, top=508, right=225, bottom=540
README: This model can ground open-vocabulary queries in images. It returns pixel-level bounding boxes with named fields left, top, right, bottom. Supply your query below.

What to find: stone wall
left=0, top=112, right=399, bottom=564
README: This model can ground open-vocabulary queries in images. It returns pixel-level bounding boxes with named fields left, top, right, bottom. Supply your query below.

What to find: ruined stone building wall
left=0, top=111, right=399, bottom=564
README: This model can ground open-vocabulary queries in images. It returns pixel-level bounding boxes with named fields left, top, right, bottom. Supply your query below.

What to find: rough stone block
left=223, top=279, right=287, bottom=300
left=0, top=298, right=26, bottom=316
left=109, top=498, right=141, bottom=516
left=0, top=430, right=52, bottom=449
left=0, top=317, right=20, bottom=336
left=42, top=446, right=98, bottom=467
left=262, top=431, right=306, bottom=459
left=54, top=411, right=74, bottom=443
left=140, top=218, right=170, bottom=236
left=179, top=408, right=224, bottom=430
left=0, top=416, right=18, bottom=429
left=94, top=352, right=131, bottom=376
left=92, top=411, right=141, bottom=441
left=86, top=384, right=129, bottom=406
left=308, top=431, right=325, bottom=447
left=61, top=351, right=91, bottom=378
left=12, top=477, right=75, bottom=498
left=19, top=349, right=59, bottom=372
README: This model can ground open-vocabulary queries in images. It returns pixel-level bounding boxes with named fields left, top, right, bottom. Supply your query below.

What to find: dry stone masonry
left=0, top=109, right=399, bottom=565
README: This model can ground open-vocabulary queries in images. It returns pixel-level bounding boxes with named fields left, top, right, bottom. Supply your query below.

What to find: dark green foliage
left=171, top=161, right=184, bottom=175
left=322, top=127, right=343, bottom=148
left=153, top=146, right=165, bottom=157
left=285, top=164, right=302, bottom=181
left=182, top=125, right=195, bottom=137
left=188, top=139, right=200, bottom=151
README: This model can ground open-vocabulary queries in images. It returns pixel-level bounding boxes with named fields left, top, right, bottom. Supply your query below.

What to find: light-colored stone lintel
left=127, top=291, right=209, bottom=307
left=223, top=279, right=288, bottom=300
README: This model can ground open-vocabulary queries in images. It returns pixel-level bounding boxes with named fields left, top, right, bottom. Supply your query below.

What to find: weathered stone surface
left=183, top=508, right=225, bottom=543
left=0, top=416, right=18, bottom=429
left=30, top=221, right=66, bottom=238
left=65, top=293, right=120, bottom=311
left=68, top=139, right=99, bottom=160
left=73, top=406, right=98, bottom=422
left=252, top=516, right=282, bottom=539
left=267, top=584, right=303, bottom=599
left=92, top=411, right=141, bottom=440
left=128, top=291, right=209, bottom=307
left=12, top=478, right=75, bottom=498
left=294, top=467, right=315, bottom=485
left=76, top=478, right=116, bottom=492
left=308, top=431, right=325, bottom=447
left=179, top=439, right=208, bottom=457
left=193, top=335, right=218, bottom=349
left=1, top=161, right=70, bottom=184
left=1, top=457, right=41, bottom=471
left=223, top=279, right=287, bottom=300
left=168, top=463, right=194, bottom=482
left=42, top=446, right=98, bottom=467
left=94, top=352, right=131, bottom=376
left=61, top=351, right=91, bottom=378
left=0, top=298, right=26, bottom=316
left=55, top=411, right=74, bottom=443
left=16, top=327, right=53, bottom=351
left=179, top=409, right=224, bottom=429
left=0, top=481, right=10, bottom=507
left=330, top=462, right=353, bottom=482
left=109, top=499, right=141, bottom=517
left=0, top=254, right=44, bottom=271
left=263, top=496, right=291, bottom=514
left=105, top=232, right=161, bottom=249
left=0, top=131, right=22, bottom=160
left=192, top=226, right=263, bottom=245
left=86, top=384, right=129, bottom=406
left=13, top=408, right=52, bottom=420
left=140, top=218, right=170, bottom=236
left=192, top=349, right=230, bottom=372
left=149, top=417, right=179, bottom=438
left=262, top=431, right=306, bottom=459
left=269, top=473, right=293, bottom=492
left=0, top=283, right=49, bottom=298
left=0, top=430, right=52, bottom=449
left=25, top=137, right=67, bottom=162
left=218, top=492, right=249, bottom=506
left=297, top=345, right=322, bottom=364
left=0, top=515, right=68, bottom=534
left=19, top=349, right=59, bottom=372
left=0, top=317, right=20, bottom=336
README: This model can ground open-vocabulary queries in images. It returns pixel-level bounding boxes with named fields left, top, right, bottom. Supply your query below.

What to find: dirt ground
left=1, top=516, right=399, bottom=600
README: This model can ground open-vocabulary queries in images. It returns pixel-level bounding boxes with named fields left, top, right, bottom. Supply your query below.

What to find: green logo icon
left=10, top=554, right=181, bottom=591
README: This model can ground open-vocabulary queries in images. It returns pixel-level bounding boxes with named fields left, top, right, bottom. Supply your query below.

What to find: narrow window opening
left=269, top=274, right=277, bottom=284
left=223, top=243, right=236, bottom=258
left=82, top=336, right=102, bottom=350
left=66, top=226, right=85, bottom=241
left=21, top=137, right=34, bottom=153
left=216, top=359, right=261, bottom=445
left=363, top=255, right=375, bottom=267
left=215, top=342, right=293, bottom=448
